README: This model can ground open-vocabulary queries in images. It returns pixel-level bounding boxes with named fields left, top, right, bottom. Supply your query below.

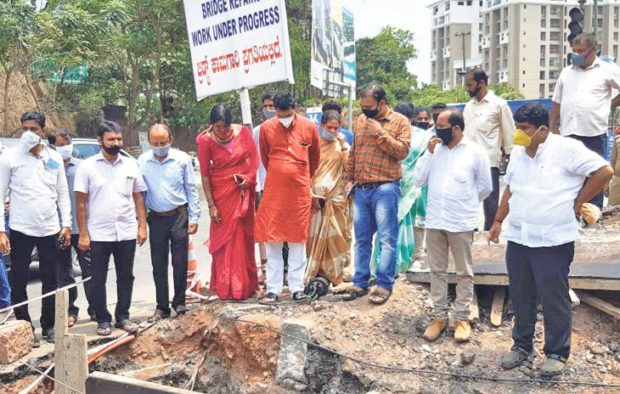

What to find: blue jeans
left=353, top=181, right=400, bottom=291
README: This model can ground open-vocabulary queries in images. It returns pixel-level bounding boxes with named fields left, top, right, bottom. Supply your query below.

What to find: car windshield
left=73, top=143, right=101, bottom=159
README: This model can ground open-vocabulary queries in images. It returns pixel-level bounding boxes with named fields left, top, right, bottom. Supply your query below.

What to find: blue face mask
left=571, top=48, right=593, bottom=67
left=152, top=145, right=171, bottom=157
left=319, top=129, right=336, bottom=141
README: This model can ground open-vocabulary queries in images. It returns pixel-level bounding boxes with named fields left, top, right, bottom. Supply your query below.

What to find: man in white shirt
left=413, top=110, right=492, bottom=343
left=74, top=121, right=148, bottom=336
left=0, top=111, right=71, bottom=345
left=463, top=68, right=515, bottom=231
left=489, top=103, right=612, bottom=377
left=550, top=33, right=620, bottom=208
left=253, top=92, right=276, bottom=284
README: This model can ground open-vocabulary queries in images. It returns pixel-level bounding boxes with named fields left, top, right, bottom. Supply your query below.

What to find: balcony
left=481, top=36, right=491, bottom=49
left=498, top=70, right=509, bottom=83
left=431, top=50, right=437, bottom=61
left=443, top=47, right=451, bottom=58
left=499, top=31, right=509, bottom=45
left=442, top=80, right=451, bottom=90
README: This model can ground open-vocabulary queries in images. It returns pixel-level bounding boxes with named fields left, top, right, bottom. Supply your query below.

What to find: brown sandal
left=68, top=315, right=77, bottom=328
left=368, top=288, right=391, bottom=305
left=339, top=286, right=368, bottom=301
left=115, top=320, right=139, bottom=334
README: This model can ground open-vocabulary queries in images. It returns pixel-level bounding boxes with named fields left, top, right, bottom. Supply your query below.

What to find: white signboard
left=183, top=0, right=295, bottom=100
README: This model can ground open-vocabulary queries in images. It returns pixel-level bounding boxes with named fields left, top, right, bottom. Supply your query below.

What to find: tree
left=411, top=83, right=524, bottom=108
left=355, top=26, right=417, bottom=102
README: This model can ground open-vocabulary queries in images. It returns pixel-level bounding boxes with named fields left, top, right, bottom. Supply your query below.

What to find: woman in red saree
left=197, top=105, right=259, bottom=300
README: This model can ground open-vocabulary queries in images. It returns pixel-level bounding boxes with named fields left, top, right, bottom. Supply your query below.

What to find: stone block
left=276, top=320, right=310, bottom=391
left=0, top=320, right=33, bottom=364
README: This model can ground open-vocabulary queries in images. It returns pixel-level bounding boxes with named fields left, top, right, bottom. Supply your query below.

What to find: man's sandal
left=368, top=288, right=391, bottom=305
left=115, top=319, right=139, bottom=334
left=258, top=292, right=279, bottom=305
left=340, top=286, right=368, bottom=301
left=96, top=323, right=112, bottom=336
left=68, top=315, right=77, bottom=328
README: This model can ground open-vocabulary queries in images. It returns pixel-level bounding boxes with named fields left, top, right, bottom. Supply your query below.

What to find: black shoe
left=33, top=334, right=41, bottom=348
left=42, top=328, right=55, bottom=343
left=174, top=305, right=187, bottom=316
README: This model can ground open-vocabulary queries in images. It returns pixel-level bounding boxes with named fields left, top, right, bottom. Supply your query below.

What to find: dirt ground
left=8, top=277, right=618, bottom=394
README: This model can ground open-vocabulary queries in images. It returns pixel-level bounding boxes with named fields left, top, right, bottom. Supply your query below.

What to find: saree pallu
left=305, top=138, right=350, bottom=285
left=371, top=127, right=433, bottom=276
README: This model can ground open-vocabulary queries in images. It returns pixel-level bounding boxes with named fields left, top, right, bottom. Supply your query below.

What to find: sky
left=353, top=0, right=432, bottom=85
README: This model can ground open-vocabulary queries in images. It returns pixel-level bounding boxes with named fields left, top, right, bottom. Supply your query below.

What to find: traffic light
left=568, top=7, right=584, bottom=45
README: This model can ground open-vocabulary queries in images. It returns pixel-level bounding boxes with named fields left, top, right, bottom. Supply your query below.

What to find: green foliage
left=356, top=26, right=417, bottom=102
left=411, top=83, right=524, bottom=108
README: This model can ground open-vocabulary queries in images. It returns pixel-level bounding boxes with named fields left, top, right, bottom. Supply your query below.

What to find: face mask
left=263, top=110, right=276, bottom=119
left=362, top=107, right=380, bottom=119
left=103, top=145, right=121, bottom=155
left=279, top=115, right=294, bottom=128
left=435, top=126, right=454, bottom=145
left=20, top=131, right=41, bottom=151
left=468, top=83, right=481, bottom=98
left=513, top=127, right=543, bottom=147
left=570, top=49, right=592, bottom=67
left=56, top=144, right=73, bottom=160
left=152, top=144, right=171, bottom=157
left=417, top=122, right=430, bottom=130
left=319, top=129, right=336, bottom=141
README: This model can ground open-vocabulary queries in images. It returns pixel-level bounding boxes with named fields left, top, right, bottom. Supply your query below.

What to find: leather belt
left=356, top=181, right=390, bottom=190
left=149, top=204, right=187, bottom=217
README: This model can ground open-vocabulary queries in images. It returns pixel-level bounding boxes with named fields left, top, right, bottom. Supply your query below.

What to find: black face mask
left=435, top=126, right=453, bottom=145
left=362, top=105, right=380, bottom=119
left=417, top=122, right=430, bottom=130
left=103, top=145, right=121, bottom=155
left=468, top=83, right=481, bottom=98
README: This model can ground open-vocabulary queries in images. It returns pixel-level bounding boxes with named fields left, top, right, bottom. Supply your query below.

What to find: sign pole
left=347, top=86, right=353, bottom=132
left=239, top=88, right=253, bottom=128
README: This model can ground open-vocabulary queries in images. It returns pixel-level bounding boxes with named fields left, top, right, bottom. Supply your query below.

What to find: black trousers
left=8, top=230, right=58, bottom=331
left=483, top=167, right=501, bottom=231
left=56, top=235, right=95, bottom=317
left=506, top=241, right=574, bottom=361
left=148, top=209, right=189, bottom=314
left=568, top=134, right=607, bottom=208
left=90, top=240, right=136, bottom=324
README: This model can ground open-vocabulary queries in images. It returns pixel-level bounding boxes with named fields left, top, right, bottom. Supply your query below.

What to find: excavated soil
left=84, top=280, right=620, bottom=393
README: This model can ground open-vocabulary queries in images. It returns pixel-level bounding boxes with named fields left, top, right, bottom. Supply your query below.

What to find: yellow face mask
left=513, top=127, right=542, bottom=147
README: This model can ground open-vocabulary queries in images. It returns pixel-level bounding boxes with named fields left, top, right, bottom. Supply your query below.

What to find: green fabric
left=370, top=127, right=433, bottom=277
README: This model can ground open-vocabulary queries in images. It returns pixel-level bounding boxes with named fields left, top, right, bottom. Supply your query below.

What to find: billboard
left=182, top=0, right=295, bottom=100
left=310, top=0, right=356, bottom=97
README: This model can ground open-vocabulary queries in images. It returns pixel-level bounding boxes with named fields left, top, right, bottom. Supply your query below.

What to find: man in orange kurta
left=254, top=92, right=320, bottom=302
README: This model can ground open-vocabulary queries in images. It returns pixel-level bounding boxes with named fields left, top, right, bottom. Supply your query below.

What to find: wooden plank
left=55, top=289, right=88, bottom=394
left=406, top=271, right=620, bottom=291
left=569, top=289, right=580, bottom=306
left=86, top=371, right=196, bottom=393
left=490, top=287, right=506, bottom=327
left=469, top=288, right=479, bottom=321
left=578, top=292, right=620, bottom=320
left=121, top=364, right=173, bottom=381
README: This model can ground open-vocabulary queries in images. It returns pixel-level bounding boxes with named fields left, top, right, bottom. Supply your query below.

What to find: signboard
left=310, top=0, right=356, bottom=97
left=183, top=0, right=295, bottom=100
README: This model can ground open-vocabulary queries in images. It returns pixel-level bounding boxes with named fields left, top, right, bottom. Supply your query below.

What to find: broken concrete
left=0, top=320, right=33, bottom=364
left=276, top=319, right=311, bottom=391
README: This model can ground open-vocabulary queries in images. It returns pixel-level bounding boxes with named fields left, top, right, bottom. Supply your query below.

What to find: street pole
left=239, top=88, right=253, bottom=128
left=593, top=0, right=598, bottom=38
left=455, top=32, right=471, bottom=86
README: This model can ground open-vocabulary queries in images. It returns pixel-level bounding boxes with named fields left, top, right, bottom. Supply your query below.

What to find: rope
left=0, top=277, right=91, bottom=314
left=205, top=308, right=620, bottom=389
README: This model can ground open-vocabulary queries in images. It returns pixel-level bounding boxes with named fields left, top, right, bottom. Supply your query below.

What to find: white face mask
left=20, top=131, right=41, bottom=151
left=56, top=144, right=74, bottom=160
left=279, top=115, right=294, bottom=128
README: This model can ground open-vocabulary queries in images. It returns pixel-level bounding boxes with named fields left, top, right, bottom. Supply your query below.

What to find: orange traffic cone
left=186, top=236, right=203, bottom=301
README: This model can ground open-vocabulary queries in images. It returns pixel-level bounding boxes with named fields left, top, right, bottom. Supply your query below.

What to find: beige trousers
left=425, top=229, right=474, bottom=321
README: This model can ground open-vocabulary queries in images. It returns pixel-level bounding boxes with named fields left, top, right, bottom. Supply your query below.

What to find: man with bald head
left=138, top=124, right=200, bottom=321
left=413, top=110, right=492, bottom=343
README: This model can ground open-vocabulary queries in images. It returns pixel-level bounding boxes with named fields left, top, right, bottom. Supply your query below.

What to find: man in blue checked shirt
left=138, top=124, right=200, bottom=322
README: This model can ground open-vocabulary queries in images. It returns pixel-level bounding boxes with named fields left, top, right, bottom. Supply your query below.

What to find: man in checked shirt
left=342, top=84, right=411, bottom=305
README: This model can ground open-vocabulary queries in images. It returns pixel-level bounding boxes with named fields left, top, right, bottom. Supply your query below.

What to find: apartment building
left=429, top=0, right=484, bottom=89
left=430, top=0, right=620, bottom=99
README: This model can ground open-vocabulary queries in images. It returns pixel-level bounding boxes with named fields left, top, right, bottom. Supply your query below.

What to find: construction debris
left=0, top=320, right=33, bottom=364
